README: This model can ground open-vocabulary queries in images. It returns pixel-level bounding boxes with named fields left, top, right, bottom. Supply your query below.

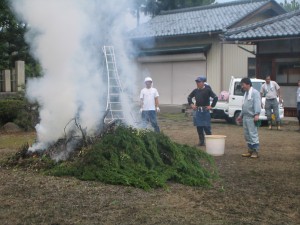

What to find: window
left=260, top=61, right=272, bottom=78
left=276, top=58, right=300, bottom=85
left=248, top=58, right=256, bottom=78
left=234, top=82, right=243, bottom=96
left=252, top=82, right=264, bottom=94
left=234, top=81, right=264, bottom=96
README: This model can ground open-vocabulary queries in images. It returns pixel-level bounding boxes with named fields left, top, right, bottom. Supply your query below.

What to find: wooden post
left=4, top=70, right=12, bottom=92
left=15, top=60, right=25, bottom=91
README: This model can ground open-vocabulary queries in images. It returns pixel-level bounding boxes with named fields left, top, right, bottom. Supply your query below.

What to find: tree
left=280, top=0, right=300, bottom=12
left=143, top=0, right=215, bottom=17
left=132, top=0, right=215, bottom=25
left=0, top=0, right=40, bottom=77
left=132, top=0, right=147, bottom=26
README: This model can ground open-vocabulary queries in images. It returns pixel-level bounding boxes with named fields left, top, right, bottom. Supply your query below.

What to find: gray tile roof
left=129, top=0, right=272, bottom=39
left=225, top=9, right=300, bottom=40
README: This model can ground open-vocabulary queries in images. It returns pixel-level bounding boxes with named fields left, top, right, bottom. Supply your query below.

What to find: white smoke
left=11, top=0, right=139, bottom=151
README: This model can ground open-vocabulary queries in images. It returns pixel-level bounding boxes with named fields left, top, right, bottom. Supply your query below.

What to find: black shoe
left=194, top=142, right=205, bottom=147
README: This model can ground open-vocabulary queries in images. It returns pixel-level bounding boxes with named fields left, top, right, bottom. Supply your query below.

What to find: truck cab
left=211, top=77, right=284, bottom=125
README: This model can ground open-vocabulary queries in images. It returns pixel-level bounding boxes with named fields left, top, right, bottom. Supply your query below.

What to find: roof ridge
left=159, top=0, right=268, bottom=15
left=226, top=9, right=300, bottom=35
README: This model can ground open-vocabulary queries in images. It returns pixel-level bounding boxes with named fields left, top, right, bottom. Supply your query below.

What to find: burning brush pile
left=5, top=122, right=217, bottom=190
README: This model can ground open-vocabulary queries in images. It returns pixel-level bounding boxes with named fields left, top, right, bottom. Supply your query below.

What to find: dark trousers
left=196, top=126, right=211, bottom=144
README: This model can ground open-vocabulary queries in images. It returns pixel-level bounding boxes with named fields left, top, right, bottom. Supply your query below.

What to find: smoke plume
left=11, top=0, right=138, bottom=151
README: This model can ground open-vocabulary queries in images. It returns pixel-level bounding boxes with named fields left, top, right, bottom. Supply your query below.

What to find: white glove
left=156, top=107, right=160, bottom=113
left=139, top=108, right=143, bottom=113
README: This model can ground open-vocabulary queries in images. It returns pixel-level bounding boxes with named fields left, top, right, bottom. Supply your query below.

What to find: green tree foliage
left=0, top=0, right=40, bottom=76
left=280, top=0, right=300, bottom=11
left=132, top=0, right=215, bottom=25
left=143, top=0, right=215, bottom=17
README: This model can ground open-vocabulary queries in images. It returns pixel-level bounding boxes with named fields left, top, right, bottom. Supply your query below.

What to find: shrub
left=48, top=126, right=218, bottom=190
left=0, top=97, right=39, bottom=130
left=5, top=126, right=218, bottom=190
left=0, top=99, right=25, bottom=126
left=14, top=101, right=39, bottom=131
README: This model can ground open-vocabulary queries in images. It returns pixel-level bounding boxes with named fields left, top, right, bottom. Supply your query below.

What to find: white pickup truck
left=210, top=76, right=284, bottom=125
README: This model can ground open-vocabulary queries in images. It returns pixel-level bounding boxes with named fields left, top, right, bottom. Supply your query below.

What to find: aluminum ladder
left=103, top=46, right=124, bottom=124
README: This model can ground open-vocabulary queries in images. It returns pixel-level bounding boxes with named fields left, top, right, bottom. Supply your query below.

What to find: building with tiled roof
left=130, top=0, right=285, bottom=105
left=223, top=10, right=300, bottom=115
left=224, top=9, right=300, bottom=40
left=130, top=0, right=285, bottom=39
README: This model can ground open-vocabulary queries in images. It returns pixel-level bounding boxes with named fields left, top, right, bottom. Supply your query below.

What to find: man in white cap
left=140, top=77, right=160, bottom=132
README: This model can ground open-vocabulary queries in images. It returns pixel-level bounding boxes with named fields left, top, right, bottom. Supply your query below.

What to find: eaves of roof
left=137, top=44, right=211, bottom=56
left=226, top=0, right=286, bottom=29
left=224, top=9, right=300, bottom=42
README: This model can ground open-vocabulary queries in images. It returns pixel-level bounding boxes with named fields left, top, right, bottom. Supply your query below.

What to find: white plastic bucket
left=205, top=135, right=226, bottom=156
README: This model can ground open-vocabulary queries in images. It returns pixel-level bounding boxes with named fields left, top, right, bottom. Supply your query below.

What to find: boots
left=268, top=120, right=272, bottom=130
left=242, top=150, right=259, bottom=158
left=242, top=150, right=252, bottom=157
left=196, top=127, right=205, bottom=146
left=276, top=121, right=281, bottom=130
left=198, top=133, right=205, bottom=146
left=250, top=151, right=259, bottom=158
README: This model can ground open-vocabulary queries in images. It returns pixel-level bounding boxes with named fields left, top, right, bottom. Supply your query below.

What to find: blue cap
left=195, top=76, right=206, bottom=82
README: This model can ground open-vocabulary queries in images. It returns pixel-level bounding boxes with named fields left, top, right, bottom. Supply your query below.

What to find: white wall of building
left=136, top=53, right=206, bottom=105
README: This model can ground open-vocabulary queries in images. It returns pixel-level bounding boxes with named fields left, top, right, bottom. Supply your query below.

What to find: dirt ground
left=0, top=115, right=299, bottom=225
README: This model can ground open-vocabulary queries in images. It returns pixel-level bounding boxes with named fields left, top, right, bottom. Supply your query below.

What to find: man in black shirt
left=187, top=76, right=218, bottom=146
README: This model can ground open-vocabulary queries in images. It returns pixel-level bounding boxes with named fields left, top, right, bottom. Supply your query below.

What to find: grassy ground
left=0, top=132, right=36, bottom=149
left=0, top=115, right=299, bottom=225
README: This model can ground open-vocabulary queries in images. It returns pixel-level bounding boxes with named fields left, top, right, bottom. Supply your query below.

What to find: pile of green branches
left=47, top=126, right=217, bottom=190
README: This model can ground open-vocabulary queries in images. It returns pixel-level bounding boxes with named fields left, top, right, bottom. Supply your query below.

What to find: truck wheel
left=225, top=117, right=233, bottom=123
left=234, top=112, right=242, bottom=126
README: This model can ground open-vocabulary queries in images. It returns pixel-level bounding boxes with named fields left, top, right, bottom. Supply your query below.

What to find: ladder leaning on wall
left=102, top=46, right=124, bottom=124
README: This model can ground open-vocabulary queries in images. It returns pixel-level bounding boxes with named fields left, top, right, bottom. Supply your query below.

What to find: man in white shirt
left=140, top=77, right=160, bottom=132
left=260, top=75, right=282, bottom=130
left=237, top=77, right=261, bottom=158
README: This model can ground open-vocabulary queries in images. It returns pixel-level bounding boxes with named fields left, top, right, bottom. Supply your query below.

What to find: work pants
left=297, top=102, right=300, bottom=123
left=265, top=98, right=280, bottom=123
left=243, top=116, right=259, bottom=152
left=141, top=110, right=160, bottom=132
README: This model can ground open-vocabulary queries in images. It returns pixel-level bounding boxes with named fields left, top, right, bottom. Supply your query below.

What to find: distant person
left=140, top=77, right=160, bottom=132
left=187, top=76, right=218, bottom=146
left=260, top=75, right=282, bottom=130
left=297, top=80, right=300, bottom=132
left=237, top=78, right=261, bottom=158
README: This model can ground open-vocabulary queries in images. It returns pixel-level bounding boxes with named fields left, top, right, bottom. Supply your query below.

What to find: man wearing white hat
left=140, top=77, right=160, bottom=132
